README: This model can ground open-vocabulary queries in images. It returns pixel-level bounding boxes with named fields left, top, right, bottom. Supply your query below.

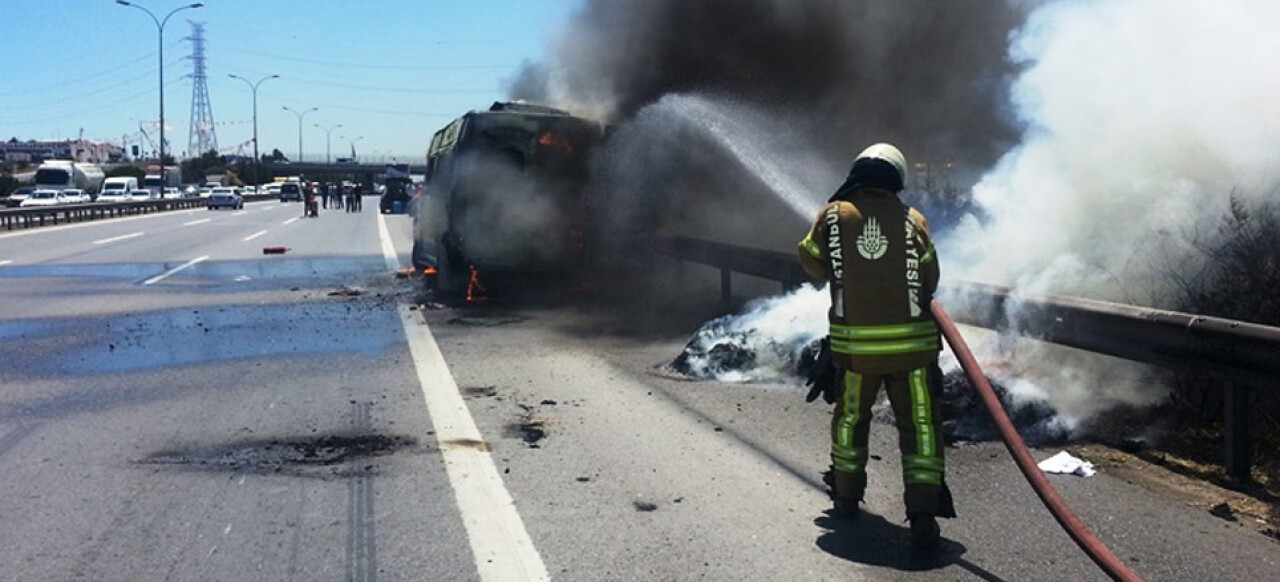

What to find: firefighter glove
left=804, top=337, right=839, bottom=404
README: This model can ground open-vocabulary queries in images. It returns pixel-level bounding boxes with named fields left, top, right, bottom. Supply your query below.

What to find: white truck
left=143, top=166, right=182, bottom=196
left=33, top=160, right=105, bottom=197
left=98, top=176, right=139, bottom=203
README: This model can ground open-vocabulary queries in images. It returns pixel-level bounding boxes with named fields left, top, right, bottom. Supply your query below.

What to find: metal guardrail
left=656, top=235, right=1280, bottom=481
left=0, top=194, right=277, bottom=231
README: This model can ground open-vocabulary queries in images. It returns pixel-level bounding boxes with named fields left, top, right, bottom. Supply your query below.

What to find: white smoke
left=941, top=0, right=1280, bottom=421
left=670, top=284, right=828, bottom=382
left=948, top=0, right=1280, bottom=301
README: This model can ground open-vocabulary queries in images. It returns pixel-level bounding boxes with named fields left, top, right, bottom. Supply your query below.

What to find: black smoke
left=507, top=0, right=1034, bottom=305
left=511, top=0, right=1029, bottom=172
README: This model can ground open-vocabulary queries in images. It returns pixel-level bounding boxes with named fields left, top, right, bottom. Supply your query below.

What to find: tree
left=0, top=174, right=19, bottom=198
left=265, top=148, right=288, bottom=163
left=181, top=150, right=226, bottom=184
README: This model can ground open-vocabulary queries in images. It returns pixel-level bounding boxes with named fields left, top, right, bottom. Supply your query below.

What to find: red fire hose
left=931, top=299, right=1143, bottom=582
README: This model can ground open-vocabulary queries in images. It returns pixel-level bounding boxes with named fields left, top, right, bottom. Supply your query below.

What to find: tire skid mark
left=346, top=401, right=378, bottom=582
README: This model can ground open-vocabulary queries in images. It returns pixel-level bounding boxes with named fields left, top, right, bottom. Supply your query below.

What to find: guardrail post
left=1224, top=383, right=1252, bottom=483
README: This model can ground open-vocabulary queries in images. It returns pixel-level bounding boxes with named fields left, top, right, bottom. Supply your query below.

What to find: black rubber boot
left=909, top=515, right=940, bottom=550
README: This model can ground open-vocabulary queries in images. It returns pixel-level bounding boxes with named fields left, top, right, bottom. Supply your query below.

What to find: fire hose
left=931, top=299, right=1143, bottom=582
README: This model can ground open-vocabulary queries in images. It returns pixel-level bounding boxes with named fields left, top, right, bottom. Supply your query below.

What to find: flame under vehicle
left=410, top=101, right=603, bottom=298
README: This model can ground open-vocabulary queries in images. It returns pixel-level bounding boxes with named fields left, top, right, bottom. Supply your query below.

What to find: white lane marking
left=232, top=211, right=247, bottom=216
left=242, top=230, right=268, bottom=242
left=183, top=218, right=211, bottom=226
left=92, top=232, right=145, bottom=245
left=142, top=255, right=209, bottom=286
left=397, top=307, right=549, bottom=581
left=261, top=206, right=275, bottom=212
left=379, top=213, right=548, bottom=581
left=0, top=260, right=13, bottom=266
left=282, top=217, right=299, bottom=226
left=376, top=211, right=401, bottom=271
left=0, top=207, right=204, bottom=240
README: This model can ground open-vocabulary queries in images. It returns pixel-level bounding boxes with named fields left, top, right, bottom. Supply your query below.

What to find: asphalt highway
left=0, top=201, right=1275, bottom=581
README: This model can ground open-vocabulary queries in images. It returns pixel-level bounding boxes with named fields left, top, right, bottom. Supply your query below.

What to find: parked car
left=96, top=189, right=130, bottom=203
left=20, top=189, right=66, bottom=207
left=61, top=188, right=88, bottom=204
left=7, top=186, right=36, bottom=207
left=207, top=187, right=243, bottom=210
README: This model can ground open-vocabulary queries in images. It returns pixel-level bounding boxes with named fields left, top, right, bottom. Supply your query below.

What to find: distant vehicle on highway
left=162, top=187, right=183, bottom=199
left=99, top=176, right=139, bottom=202
left=278, top=182, right=302, bottom=202
left=61, top=189, right=88, bottom=204
left=19, top=189, right=66, bottom=207
left=6, top=186, right=37, bottom=207
left=34, top=160, right=105, bottom=197
left=207, top=187, right=243, bottom=210
left=143, top=166, right=181, bottom=196
left=130, top=188, right=155, bottom=202
left=262, top=183, right=283, bottom=198
left=96, top=190, right=130, bottom=203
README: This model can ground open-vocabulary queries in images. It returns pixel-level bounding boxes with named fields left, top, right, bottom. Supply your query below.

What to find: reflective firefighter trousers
left=830, top=363, right=956, bottom=518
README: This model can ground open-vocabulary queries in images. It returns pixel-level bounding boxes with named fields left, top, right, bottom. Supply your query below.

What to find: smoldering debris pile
left=665, top=285, right=828, bottom=383
left=668, top=323, right=1070, bottom=446
left=940, top=370, right=1070, bottom=446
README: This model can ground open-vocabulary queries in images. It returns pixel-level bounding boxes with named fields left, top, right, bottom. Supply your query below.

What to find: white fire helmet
left=856, top=142, right=907, bottom=185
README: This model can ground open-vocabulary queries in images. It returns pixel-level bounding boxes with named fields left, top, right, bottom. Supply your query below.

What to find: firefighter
left=798, top=143, right=954, bottom=550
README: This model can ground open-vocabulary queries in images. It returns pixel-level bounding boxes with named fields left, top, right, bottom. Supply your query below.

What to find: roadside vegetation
left=1156, top=195, right=1280, bottom=504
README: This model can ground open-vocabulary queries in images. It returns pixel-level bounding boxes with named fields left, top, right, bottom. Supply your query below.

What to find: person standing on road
left=797, top=142, right=954, bottom=550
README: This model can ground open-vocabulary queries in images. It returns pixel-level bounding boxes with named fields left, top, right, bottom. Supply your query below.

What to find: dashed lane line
left=0, top=260, right=12, bottom=266
left=231, top=211, right=248, bottom=216
left=183, top=218, right=212, bottom=226
left=142, top=255, right=209, bottom=286
left=378, top=212, right=549, bottom=581
left=242, top=230, right=268, bottom=242
left=92, top=232, right=145, bottom=245
left=282, top=217, right=299, bottom=226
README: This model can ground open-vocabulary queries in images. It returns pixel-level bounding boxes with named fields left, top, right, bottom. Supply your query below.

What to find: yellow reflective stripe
left=830, top=337, right=940, bottom=355
left=799, top=232, right=822, bottom=259
left=921, top=244, right=935, bottom=264
left=902, top=455, right=945, bottom=472
left=905, top=469, right=943, bottom=485
left=832, top=372, right=866, bottom=474
left=830, top=321, right=938, bottom=340
left=910, top=368, right=936, bottom=458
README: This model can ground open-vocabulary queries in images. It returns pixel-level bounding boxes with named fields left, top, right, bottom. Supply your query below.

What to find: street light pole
left=282, top=106, right=318, bottom=163
left=228, top=73, right=278, bottom=186
left=116, top=1, right=202, bottom=177
left=314, top=123, right=343, bottom=164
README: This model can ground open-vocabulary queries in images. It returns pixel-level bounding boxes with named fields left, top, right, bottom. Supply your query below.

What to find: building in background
left=1, top=139, right=123, bottom=165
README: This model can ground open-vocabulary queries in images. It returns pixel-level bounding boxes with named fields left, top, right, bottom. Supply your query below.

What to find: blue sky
left=0, top=0, right=581, bottom=163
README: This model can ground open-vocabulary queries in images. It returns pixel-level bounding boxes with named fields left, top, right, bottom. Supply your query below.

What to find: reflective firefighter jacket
left=798, top=188, right=941, bottom=374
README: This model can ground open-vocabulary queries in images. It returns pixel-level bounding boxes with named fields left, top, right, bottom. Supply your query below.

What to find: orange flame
left=538, top=132, right=573, bottom=154
left=466, top=265, right=487, bottom=302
